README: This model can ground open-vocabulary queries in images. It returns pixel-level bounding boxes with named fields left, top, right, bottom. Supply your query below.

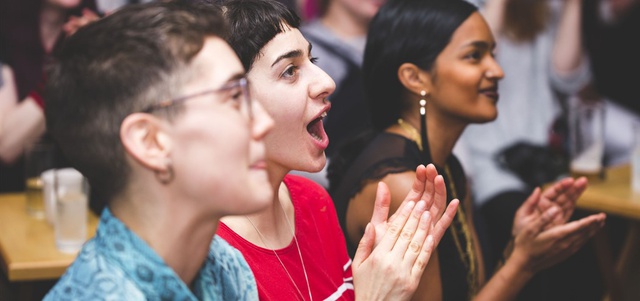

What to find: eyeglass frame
left=139, top=77, right=252, bottom=119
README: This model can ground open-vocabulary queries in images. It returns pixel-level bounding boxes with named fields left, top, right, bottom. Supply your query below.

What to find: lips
left=250, top=160, right=267, bottom=170
left=479, top=85, right=499, bottom=101
left=306, top=105, right=330, bottom=149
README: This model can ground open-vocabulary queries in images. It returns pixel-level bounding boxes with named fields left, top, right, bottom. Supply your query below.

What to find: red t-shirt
left=218, top=175, right=355, bottom=300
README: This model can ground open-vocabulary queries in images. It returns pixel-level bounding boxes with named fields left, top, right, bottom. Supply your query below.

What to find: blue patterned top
left=44, top=208, right=258, bottom=301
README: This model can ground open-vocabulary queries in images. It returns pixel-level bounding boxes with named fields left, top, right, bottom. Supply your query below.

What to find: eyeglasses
left=140, top=77, right=252, bottom=119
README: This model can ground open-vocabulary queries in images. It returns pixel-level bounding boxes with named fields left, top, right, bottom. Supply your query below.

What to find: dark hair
left=329, top=0, right=476, bottom=190
left=45, top=1, right=227, bottom=203
left=363, top=0, right=477, bottom=131
left=220, top=0, right=300, bottom=71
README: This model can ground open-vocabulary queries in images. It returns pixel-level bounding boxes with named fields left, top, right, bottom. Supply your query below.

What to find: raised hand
left=370, top=164, right=453, bottom=246
left=537, top=176, right=588, bottom=227
left=509, top=188, right=605, bottom=274
left=351, top=164, right=459, bottom=301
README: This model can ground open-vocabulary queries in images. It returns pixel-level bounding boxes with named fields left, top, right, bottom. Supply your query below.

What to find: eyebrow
left=224, top=72, right=245, bottom=83
left=271, top=49, right=304, bottom=67
left=463, top=40, right=495, bottom=51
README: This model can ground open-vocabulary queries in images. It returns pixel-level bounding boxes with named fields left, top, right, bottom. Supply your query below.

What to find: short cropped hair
left=220, top=0, right=300, bottom=72
left=45, top=1, right=227, bottom=202
left=363, top=0, right=477, bottom=131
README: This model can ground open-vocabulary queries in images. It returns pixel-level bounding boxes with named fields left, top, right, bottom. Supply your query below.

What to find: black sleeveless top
left=330, top=132, right=472, bottom=301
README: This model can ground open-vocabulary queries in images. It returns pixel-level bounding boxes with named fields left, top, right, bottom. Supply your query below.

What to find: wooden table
left=0, top=193, right=98, bottom=282
left=576, top=164, right=640, bottom=301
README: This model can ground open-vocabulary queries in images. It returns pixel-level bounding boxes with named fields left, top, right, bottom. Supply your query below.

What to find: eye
left=281, top=65, right=299, bottom=79
left=464, top=50, right=482, bottom=61
left=223, top=86, right=243, bottom=110
left=310, top=56, right=318, bottom=64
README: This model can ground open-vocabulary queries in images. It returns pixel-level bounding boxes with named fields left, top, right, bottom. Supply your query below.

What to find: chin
left=306, top=155, right=327, bottom=173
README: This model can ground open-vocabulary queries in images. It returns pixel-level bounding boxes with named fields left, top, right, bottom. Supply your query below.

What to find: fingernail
left=404, top=201, right=415, bottom=213
left=416, top=200, right=426, bottom=211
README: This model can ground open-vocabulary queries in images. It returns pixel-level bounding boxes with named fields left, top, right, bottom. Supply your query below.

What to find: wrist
left=503, top=250, right=535, bottom=281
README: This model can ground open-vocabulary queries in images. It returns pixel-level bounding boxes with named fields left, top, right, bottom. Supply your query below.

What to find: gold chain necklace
left=397, top=118, right=423, bottom=151
left=396, top=118, right=479, bottom=297
left=245, top=199, right=313, bottom=301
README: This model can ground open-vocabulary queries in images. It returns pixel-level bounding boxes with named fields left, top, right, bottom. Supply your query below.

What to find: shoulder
left=44, top=241, right=145, bottom=301
left=205, top=236, right=257, bottom=299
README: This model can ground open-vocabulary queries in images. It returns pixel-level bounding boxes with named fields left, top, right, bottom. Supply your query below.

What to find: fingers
left=523, top=205, right=561, bottom=237
left=519, top=187, right=542, bottom=216
left=421, top=164, right=438, bottom=208
left=377, top=200, right=416, bottom=252
left=353, top=223, right=375, bottom=269
left=432, top=199, right=459, bottom=243
left=409, top=214, right=436, bottom=276
left=370, top=182, right=392, bottom=226
left=541, top=213, right=606, bottom=241
left=429, top=175, right=447, bottom=219
left=538, top=213, right=606, bottom=261
left=389, top=165, right=427, bottom=224
left=390, top=201, right=427, bottom=257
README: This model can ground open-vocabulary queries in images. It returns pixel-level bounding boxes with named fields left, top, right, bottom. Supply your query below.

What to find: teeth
left=321, top=112, right=327, bottom=118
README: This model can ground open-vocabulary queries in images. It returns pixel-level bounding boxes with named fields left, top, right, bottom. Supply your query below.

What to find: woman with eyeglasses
left=213, top=0, right=459, bottom=299
left=44, top=2, right=275, bottom=299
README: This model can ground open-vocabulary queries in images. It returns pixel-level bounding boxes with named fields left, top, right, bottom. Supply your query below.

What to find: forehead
left=254, top=26, right=309, bottom=64
left=188, top=37, right=245, bottom=85
left=444, top=12, right=494, bottom=53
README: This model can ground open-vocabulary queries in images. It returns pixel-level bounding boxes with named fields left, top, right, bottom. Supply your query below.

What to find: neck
left=321, top=3, right=369, bottom=39
left=393, top=109, right=467, bottom=167
left=110, top=184, right=218, bottom=287
left=221, top=163, right=295, bottom=249
left=40, top=2, right=67, bottom=52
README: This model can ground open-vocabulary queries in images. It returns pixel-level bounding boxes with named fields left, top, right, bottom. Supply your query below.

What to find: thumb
left=371, top=182, right=391, bottom=226
left=520, top=187, right=542, bottom=215
left=352, top=223, right=375, bottom=269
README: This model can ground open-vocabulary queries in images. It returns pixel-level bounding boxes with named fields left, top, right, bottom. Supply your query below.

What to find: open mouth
left=306, top=111, right=327, bottom=141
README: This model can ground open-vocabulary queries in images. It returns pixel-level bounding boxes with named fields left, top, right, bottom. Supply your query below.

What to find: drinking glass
left=53, top=168, right=89, bottom=254
left=569, top=100, right=605, bottom=181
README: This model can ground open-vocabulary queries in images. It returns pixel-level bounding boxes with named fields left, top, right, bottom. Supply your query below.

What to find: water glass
left=569, top=100, right=605, bottom=181
left=53, top=168, right=89, bottom=254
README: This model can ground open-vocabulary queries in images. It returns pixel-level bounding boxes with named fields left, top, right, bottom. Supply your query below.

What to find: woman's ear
left=120, top=113, right=172, bottom=171
left=397, top=62, right=432, bottom=96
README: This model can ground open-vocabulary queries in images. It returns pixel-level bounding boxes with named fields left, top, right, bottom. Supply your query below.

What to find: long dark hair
left=364, top=0, right=476, bottom=131
left=328, top=0, right=477, bottom=191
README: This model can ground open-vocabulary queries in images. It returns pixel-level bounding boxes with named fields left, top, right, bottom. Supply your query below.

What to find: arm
left=352, top=164, right=459, bottom=301
left=0, top=65, right=46, bottom=164
left=552, top=0, right=585, bottom=77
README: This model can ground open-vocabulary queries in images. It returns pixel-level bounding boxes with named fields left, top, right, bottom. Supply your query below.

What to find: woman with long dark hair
left=329, top=0, right=605, bottom=300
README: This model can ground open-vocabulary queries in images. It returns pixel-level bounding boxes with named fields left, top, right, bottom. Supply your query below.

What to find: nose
left=251, top=100, right=274, bottom=140
left=485, top=56, right=504, bottom=80
left=308, top=63, right=336, bottom=100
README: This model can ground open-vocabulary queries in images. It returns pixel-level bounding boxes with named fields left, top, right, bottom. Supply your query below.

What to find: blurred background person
left=0, top=0, right=96, bottom=192
left=582, top=0, right=640, bottom=167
